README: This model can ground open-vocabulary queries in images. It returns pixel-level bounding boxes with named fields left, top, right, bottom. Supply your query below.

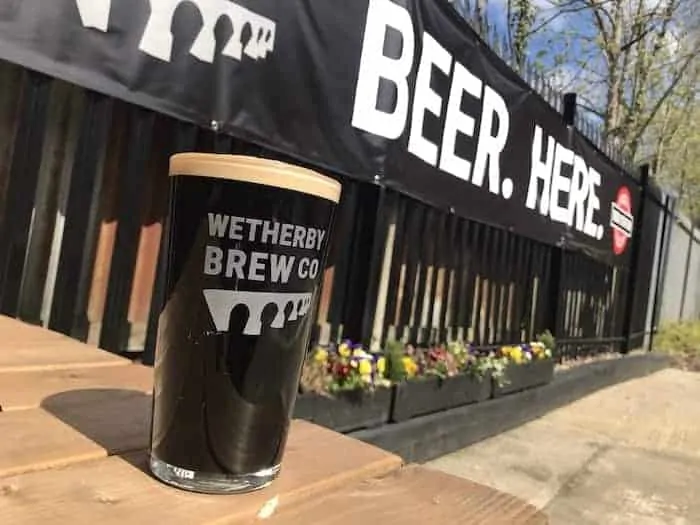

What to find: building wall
left=658, top=210, right=700, bottom=325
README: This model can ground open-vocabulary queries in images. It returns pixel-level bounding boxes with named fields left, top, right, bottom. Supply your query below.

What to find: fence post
left=544, top=93, right=577, bottom=356
left=48, top=92, right=113, bottom=340
left=648, top=192, right=675, bottom=351
left=679, top=220, right=694, bottom=321
left=0, top=72, right=51, bottom=318
left=621, top=164, right=650, bottom=353
left=340, top=181, right=393, bottom=348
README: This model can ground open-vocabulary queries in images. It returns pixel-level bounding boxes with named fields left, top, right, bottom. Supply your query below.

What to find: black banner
left=0, top=0, right=639, bottom=264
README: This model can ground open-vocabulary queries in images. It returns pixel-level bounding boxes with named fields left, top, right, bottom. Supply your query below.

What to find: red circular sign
left=613, top=186, right=632, bottom=256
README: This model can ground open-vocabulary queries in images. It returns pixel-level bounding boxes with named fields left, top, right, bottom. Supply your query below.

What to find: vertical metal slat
left=48, top=92, right=113, bottom=339
left=410, top=208, right=435, bottom=344
left=99, top=108, right=156, bottom=353
left=327, top=182, right=359, bottom=342
left=381, top=196, right=407, bottom=344
left=0, top=72, right=51, bottom=316
left=425, top=211, right=445, bottom=344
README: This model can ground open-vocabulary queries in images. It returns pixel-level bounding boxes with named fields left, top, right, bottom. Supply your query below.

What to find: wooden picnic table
left=0, top=316, right=547, bottom=524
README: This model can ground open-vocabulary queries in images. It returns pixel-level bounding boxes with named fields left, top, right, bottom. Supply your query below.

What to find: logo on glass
left=204, top=290, right=312, bottom=336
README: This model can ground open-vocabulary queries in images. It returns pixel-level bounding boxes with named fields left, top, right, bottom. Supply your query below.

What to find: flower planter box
left=492, top=359, right=555, bottom=397
left=390, top=373, right=492, bottom=423
left=293, top=387, right=392, bottom=433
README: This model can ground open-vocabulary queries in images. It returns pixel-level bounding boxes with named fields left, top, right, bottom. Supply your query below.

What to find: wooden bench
left=0, top=316, right=547, bottom=524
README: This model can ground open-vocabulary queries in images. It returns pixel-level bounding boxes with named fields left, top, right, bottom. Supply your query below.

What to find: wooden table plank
left=0, top=365, right=153, bottom=411
left=0, top=316, right=129, bottom=372
left=0, top=391, right=150, bottom=477
left=0, top=317, right=546, bottom=524
left=0, top=421, right=403, bottom=525
left=264, top=464, right=548, bottom=524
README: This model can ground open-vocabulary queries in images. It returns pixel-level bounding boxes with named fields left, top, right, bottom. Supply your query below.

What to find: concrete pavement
left=426, top=367, right=700, bottom=524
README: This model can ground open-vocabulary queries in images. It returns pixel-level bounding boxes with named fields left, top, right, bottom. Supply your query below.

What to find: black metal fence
left=0, top=59, right=665, bottom=364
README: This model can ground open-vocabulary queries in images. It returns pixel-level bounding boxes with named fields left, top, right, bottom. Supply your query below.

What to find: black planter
left=391, top=373, right=492, bottom=423
left=292, top=387, right=392, bottom=433
left=492, top=359, right=555, bottom=397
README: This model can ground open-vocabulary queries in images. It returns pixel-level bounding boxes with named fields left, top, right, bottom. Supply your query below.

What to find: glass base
left=150, top=455, right=280, bottom=495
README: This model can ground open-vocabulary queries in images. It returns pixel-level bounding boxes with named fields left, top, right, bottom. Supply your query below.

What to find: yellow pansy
left=358, top=360, right=372, bottom=375
left=502, top=345, right=524, bottom=364
left=377, top=357, right=386, bottom=375
left=353, top=348, right=368, bottom=359
left=402, top=356, right=418, bottom=378
left=338, top=343, right=351, bottom=358
left=314, top=348, right=328, bottom=363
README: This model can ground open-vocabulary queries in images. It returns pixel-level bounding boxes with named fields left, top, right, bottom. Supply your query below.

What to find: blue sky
left=450, top=0, right=609, bottom=118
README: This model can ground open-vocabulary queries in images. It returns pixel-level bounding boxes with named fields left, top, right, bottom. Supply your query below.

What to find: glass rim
left=170, top=153, right=342, bottom=203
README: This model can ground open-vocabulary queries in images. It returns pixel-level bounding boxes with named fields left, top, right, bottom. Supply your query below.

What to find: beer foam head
left=170, top=153, right=342, bottom=203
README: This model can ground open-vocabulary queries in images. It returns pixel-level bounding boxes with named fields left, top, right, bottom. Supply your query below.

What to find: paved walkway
left=426, top=368, right=700, bottom=524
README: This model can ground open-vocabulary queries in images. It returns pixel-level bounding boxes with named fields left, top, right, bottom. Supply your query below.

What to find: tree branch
left=628, top=50, right=697, bottom=151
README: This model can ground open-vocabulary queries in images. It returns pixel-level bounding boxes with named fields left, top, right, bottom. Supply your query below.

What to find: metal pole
left=648, top=193, right=673, bottom=351
left=679, top=220, right=694, bottom=321
left=621, top=164, right=650, bottom=353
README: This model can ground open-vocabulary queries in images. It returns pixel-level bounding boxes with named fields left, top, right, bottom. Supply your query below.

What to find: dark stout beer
left=149, top=154, right=340, bottom=494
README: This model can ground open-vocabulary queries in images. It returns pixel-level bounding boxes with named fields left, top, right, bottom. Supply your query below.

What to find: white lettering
left=351, top=0, right=415, bottom=139
left=204, top=246, right=223, bottom=275
left=225, top=249, right=247, bottom=279
left=279, top=224, right=294, bottom=247
left=525, top=125, right=554, bottom=216
left=305, top=229, right=317, bottom=250
left=293, top=226, right=306, bottom=248
left=308, top=258, right=320, bottom=279
left=270, top=254, right=295, bottom=283
left=584, top=168, right=602, bottom=237
left=298, top=258, right=320, bottom=279
left=408, top=33, right=451, bottom=166
left=248, top=252, right=267, bottom=281
left=261, top=221, right=280, bottom=245
left=525, top=126, right=602, bottom=239
left=208, top=213, right=229, bottom=238
left=246, top=218, right=262, bottom=241
left=569, top=155, right=589, bottom=232
left=315, top=229, right=326, bottom=251
left=298, top=258, right=310, bottom=279
left=439, top=62, right=482, bottom=181
left=228, top=216, right=245, bottom=240
left=550, top=142, right=574, bottom=224
left=471, top=86, right=509, bottom=194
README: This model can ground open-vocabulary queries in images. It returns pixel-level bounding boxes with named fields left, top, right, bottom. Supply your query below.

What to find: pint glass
left=149, top=153, right=341, bottom=494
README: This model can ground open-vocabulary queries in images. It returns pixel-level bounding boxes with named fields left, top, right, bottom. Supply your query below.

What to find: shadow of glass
left=40, top=388, right=153, bottom=471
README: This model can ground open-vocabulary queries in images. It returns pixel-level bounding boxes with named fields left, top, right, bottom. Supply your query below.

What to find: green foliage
left=470, top=351, right=510, bottom=386
left=536, top=329, right=556, bottom=353
left=384, top=340, right=409, bottom=382
left=654, top=322, right=700, bottom=371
